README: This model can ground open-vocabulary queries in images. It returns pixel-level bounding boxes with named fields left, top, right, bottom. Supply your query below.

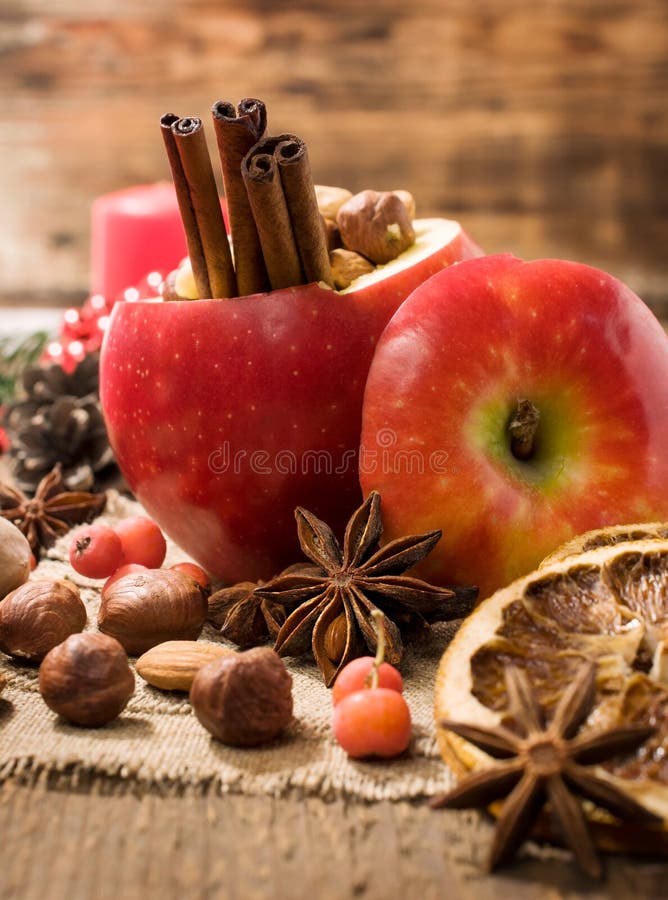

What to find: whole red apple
left=100, top=219, right=481, bottom=583
left=359, top=254, right=668, bottom=598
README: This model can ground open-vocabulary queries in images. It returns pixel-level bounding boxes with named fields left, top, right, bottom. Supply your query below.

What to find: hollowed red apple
left=100, top=219, right=481, bottom=582
left=360, top=254, right=668, bottom=598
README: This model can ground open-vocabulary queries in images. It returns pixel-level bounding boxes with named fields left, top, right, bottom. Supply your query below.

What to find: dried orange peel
left=541, top=522, right=668, bottom=567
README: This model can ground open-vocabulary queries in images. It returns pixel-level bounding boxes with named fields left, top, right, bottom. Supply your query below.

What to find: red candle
left=90, top=182, right=187, bottom=300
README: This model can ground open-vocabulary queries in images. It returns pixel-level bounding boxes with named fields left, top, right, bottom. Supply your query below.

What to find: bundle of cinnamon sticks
left=161, top=99, right=332, bottom=299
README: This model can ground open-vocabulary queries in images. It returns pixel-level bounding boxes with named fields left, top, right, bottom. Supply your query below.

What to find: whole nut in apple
left=329, top=249, right=375, bottom=290
left=0, top=579, right=87, bottom=662
left=391, top=189, right=416, bottom=220
left=189, top=646, right=293, bottom=746
left=315, top=184, right=353, bottom=220
left=39, top=632, right=135, bottom=726
left=98, top=569, right=207, bottom=655
left=360, top=254, right=668, bottom=597
left=336, top=190, right=416, bottom=265
left=0, top=518, right=32, bottom=600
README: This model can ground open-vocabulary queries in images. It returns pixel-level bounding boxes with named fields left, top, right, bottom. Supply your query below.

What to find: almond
left=136, top=640, right=235, bottom=691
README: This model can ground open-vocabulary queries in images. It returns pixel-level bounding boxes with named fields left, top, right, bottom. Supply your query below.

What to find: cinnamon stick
left=171, top=117, right=236, bottom=299
left=242, top=136, right=304, bottom=291
left=162, top=115, right=236, bottom=298
left=211, top=99, right=270, bottom=296
left=274, top=135, right=332, bottom=286
left=160, top=113, right=211, bottom=299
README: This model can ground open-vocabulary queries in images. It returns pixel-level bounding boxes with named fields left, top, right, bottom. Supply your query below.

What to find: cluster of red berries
left=43, top=273, right=165, bottom=373
left=68, top=516, right=209, bottom=594
left=331, top=610, right=412, bottom=760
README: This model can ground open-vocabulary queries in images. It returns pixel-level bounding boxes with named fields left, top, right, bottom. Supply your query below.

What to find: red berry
left=114, top=516, right=166, bottom=568
left=170, top=562, right=210, bottom=590
left=69, top=524, right=123, bottom=579
left=332, top=656, right=403, bottom=706
left=332, top=688, right=411, bottom=759
left=29, top=553, right=37, bottom=571
left=102, top=563, right=149, bottom=597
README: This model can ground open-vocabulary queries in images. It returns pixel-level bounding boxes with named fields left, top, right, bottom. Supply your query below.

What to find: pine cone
left=3, top=354, right=122, bottom=495
left=19, top=353, right=100, bottom=405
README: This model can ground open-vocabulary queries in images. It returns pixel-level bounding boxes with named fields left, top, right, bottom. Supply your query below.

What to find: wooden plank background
left=0, top=0, right=666, bottom=310
left=1, top=783, right=666, bottom=900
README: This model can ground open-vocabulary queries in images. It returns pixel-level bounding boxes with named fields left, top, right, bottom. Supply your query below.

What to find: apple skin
left=359, top=254, right=668, bottom=598
left=100, top=220, right=481, bottom=583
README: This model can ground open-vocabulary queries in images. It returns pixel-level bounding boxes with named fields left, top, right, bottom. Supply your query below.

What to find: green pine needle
left=0, top=331, right=52, bottom=406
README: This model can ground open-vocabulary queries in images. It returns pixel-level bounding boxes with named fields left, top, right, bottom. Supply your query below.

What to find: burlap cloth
left=0, top=492, right=458, bottom=802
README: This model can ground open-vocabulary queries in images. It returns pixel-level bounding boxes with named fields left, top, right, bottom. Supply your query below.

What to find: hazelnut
left=98, top=569, right=207, bottom=655
left=0, top=579, right=87, bottom=662
left=190, top=647, right=293, bottom=747
left=39, top=632, right=135, bottom=727
left=315, top=184, right=353, bottom=220
left=0, top=518, right=32, bottom=601
left=336, top=190, right=416, bottom=265
left=329, top=248, right=375, bottom=290
left=391, top=189, right=416, bottom=220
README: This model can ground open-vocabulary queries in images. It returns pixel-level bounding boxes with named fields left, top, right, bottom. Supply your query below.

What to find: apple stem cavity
left=508, top=398, right=540, bottom=461
left=365, top=609, right=386, bottom=690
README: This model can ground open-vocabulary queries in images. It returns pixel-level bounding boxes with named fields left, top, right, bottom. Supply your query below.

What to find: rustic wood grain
left=0, top=0, right=666, bottom=310
left=0, top=782, right=666, bottom=899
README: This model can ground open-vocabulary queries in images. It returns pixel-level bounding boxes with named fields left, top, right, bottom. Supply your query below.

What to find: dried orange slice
left=435, top=539, right=668, bottom=854
left=541, top=522, right=668, bottom=566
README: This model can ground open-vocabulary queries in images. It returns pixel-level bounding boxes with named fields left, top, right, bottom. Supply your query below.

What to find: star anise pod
left=0, top=464, right=106, bottom=557
left=431, top=661, right=661, bottom=879
left=255, top=491, right=477, bottom=686
left=207, top=564, right=322, bottom=648
left=208, top=581, right=282, bottom=647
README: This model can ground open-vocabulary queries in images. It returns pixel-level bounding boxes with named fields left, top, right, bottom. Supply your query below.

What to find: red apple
left=360, top=254, right=668, bottom=598
left=100, top=219, right=482, bottom=583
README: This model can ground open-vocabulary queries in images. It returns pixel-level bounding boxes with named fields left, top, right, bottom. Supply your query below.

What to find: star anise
left=207, top=564, right=324, bottom=648
left=431, top=661, right=661, bottom=879
left=0, top=464, right=107, bottom=557
left=255, top=491, right=477, bottom=686
left=208, top=581, right=281, bottom=647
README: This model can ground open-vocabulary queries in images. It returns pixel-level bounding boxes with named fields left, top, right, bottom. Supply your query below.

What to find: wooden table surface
left=0, top=779, right=666, bottom=899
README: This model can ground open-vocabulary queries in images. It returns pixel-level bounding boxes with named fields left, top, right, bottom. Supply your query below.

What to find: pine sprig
left=0, top=331, right=51, bottom=405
